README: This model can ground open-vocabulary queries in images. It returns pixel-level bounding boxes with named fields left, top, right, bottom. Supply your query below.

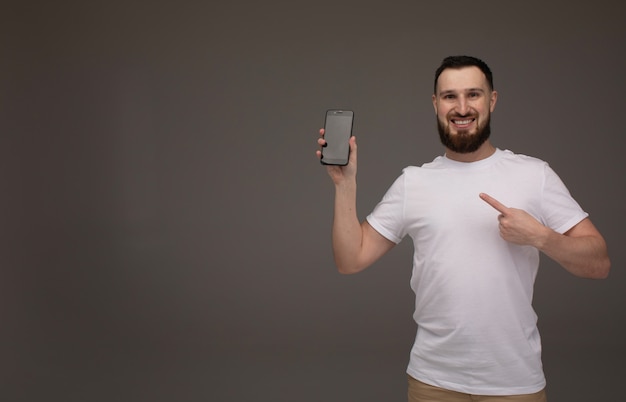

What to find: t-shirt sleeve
left=541, top=164, right=589, bottom=234
left=366, top=171, right=408, bottom=244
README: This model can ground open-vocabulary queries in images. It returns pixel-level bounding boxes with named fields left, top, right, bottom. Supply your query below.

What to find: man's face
left=432, top=66, right=498, bottom=154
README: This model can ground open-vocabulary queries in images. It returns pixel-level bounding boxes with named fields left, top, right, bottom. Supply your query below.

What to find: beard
left=437, top=113, right=491, bottom=154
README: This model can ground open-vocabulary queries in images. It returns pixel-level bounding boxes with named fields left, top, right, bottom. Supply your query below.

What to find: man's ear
left=490, top=90, right=498, bottom=112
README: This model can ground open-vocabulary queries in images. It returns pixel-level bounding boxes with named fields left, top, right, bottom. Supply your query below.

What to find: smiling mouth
left=452, top=118, right=475, bottom=126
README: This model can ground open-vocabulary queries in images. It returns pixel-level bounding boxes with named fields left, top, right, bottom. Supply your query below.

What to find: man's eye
left=468, top=92, right=480, bottom=98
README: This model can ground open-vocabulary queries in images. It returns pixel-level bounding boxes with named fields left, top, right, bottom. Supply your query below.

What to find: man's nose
left=455, top=96, right=470, bottom=115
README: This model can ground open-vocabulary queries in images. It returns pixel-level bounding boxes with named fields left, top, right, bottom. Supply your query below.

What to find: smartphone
left=320, top=109, right=354, bottom=166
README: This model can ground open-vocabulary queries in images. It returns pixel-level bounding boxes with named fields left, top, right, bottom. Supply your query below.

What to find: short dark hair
left=434, top=55, right=494, bottom=93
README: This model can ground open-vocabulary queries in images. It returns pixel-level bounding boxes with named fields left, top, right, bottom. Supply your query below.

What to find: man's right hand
left=316, top=128, right=358, bottom=185
left=316, top=128, right=395, bottom=273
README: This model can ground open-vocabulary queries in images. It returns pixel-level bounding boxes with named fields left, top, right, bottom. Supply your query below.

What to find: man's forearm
left=331, top=180, right=365, bottom=274
left=537, top=226, right=610, bottom=279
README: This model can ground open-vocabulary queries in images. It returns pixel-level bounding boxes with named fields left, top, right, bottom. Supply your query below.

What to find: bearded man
left=316, top=55, right=610, bottom=401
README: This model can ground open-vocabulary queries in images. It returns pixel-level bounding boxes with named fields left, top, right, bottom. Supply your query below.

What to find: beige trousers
left=408, top=376, right=547, bottom=402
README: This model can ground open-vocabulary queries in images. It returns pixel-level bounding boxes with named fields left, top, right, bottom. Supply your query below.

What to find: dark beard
left=437, top=116, right=491, bottom=154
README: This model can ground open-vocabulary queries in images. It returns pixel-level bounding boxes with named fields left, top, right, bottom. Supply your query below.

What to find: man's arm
left=480, top=193, right=610, bottom=279
left=538, top=218, right=610, bottom=278
left=332, top=180, right=395, bottom=274
left=317, top=131, right=395, bottom=274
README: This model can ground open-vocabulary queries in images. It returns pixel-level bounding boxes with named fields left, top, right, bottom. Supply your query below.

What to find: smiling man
left=316, top=55, right=610, bottom=402
left=434, top=59, right=497, bottom=159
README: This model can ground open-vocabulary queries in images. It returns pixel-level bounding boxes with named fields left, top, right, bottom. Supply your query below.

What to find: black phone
left=320, top=109, right=354, bottom=166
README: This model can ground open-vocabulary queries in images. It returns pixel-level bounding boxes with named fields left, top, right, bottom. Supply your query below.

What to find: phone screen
left=321, top=110, right=353, bottom=165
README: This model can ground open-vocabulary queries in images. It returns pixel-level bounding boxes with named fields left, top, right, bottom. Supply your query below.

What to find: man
left=316, top=55, right=610, bottom=401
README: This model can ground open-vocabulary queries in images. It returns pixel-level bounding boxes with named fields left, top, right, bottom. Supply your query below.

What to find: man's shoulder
left=500, top=149, right=548, bottom=167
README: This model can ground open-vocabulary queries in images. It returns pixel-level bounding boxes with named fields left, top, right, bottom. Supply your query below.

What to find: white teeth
left=453, top=119, right=472, bottom=125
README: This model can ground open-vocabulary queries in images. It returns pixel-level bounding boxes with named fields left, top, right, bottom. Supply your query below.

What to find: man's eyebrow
left=439, top=90, right=455, bottom=96
left=438, top=88, right=486, bottom=96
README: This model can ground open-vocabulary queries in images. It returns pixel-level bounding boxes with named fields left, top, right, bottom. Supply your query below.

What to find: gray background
left=2, top=1, right=625, bottom=401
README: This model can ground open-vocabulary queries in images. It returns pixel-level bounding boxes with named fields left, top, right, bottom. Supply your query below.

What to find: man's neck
left=445, top=141, right=496, bottom=163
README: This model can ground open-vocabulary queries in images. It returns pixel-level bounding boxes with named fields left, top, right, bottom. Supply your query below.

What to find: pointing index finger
left=479, top=193, right=509, bottom=214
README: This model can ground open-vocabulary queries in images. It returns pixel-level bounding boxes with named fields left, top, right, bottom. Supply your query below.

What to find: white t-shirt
left=366, top=149, right=588, bottom=395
